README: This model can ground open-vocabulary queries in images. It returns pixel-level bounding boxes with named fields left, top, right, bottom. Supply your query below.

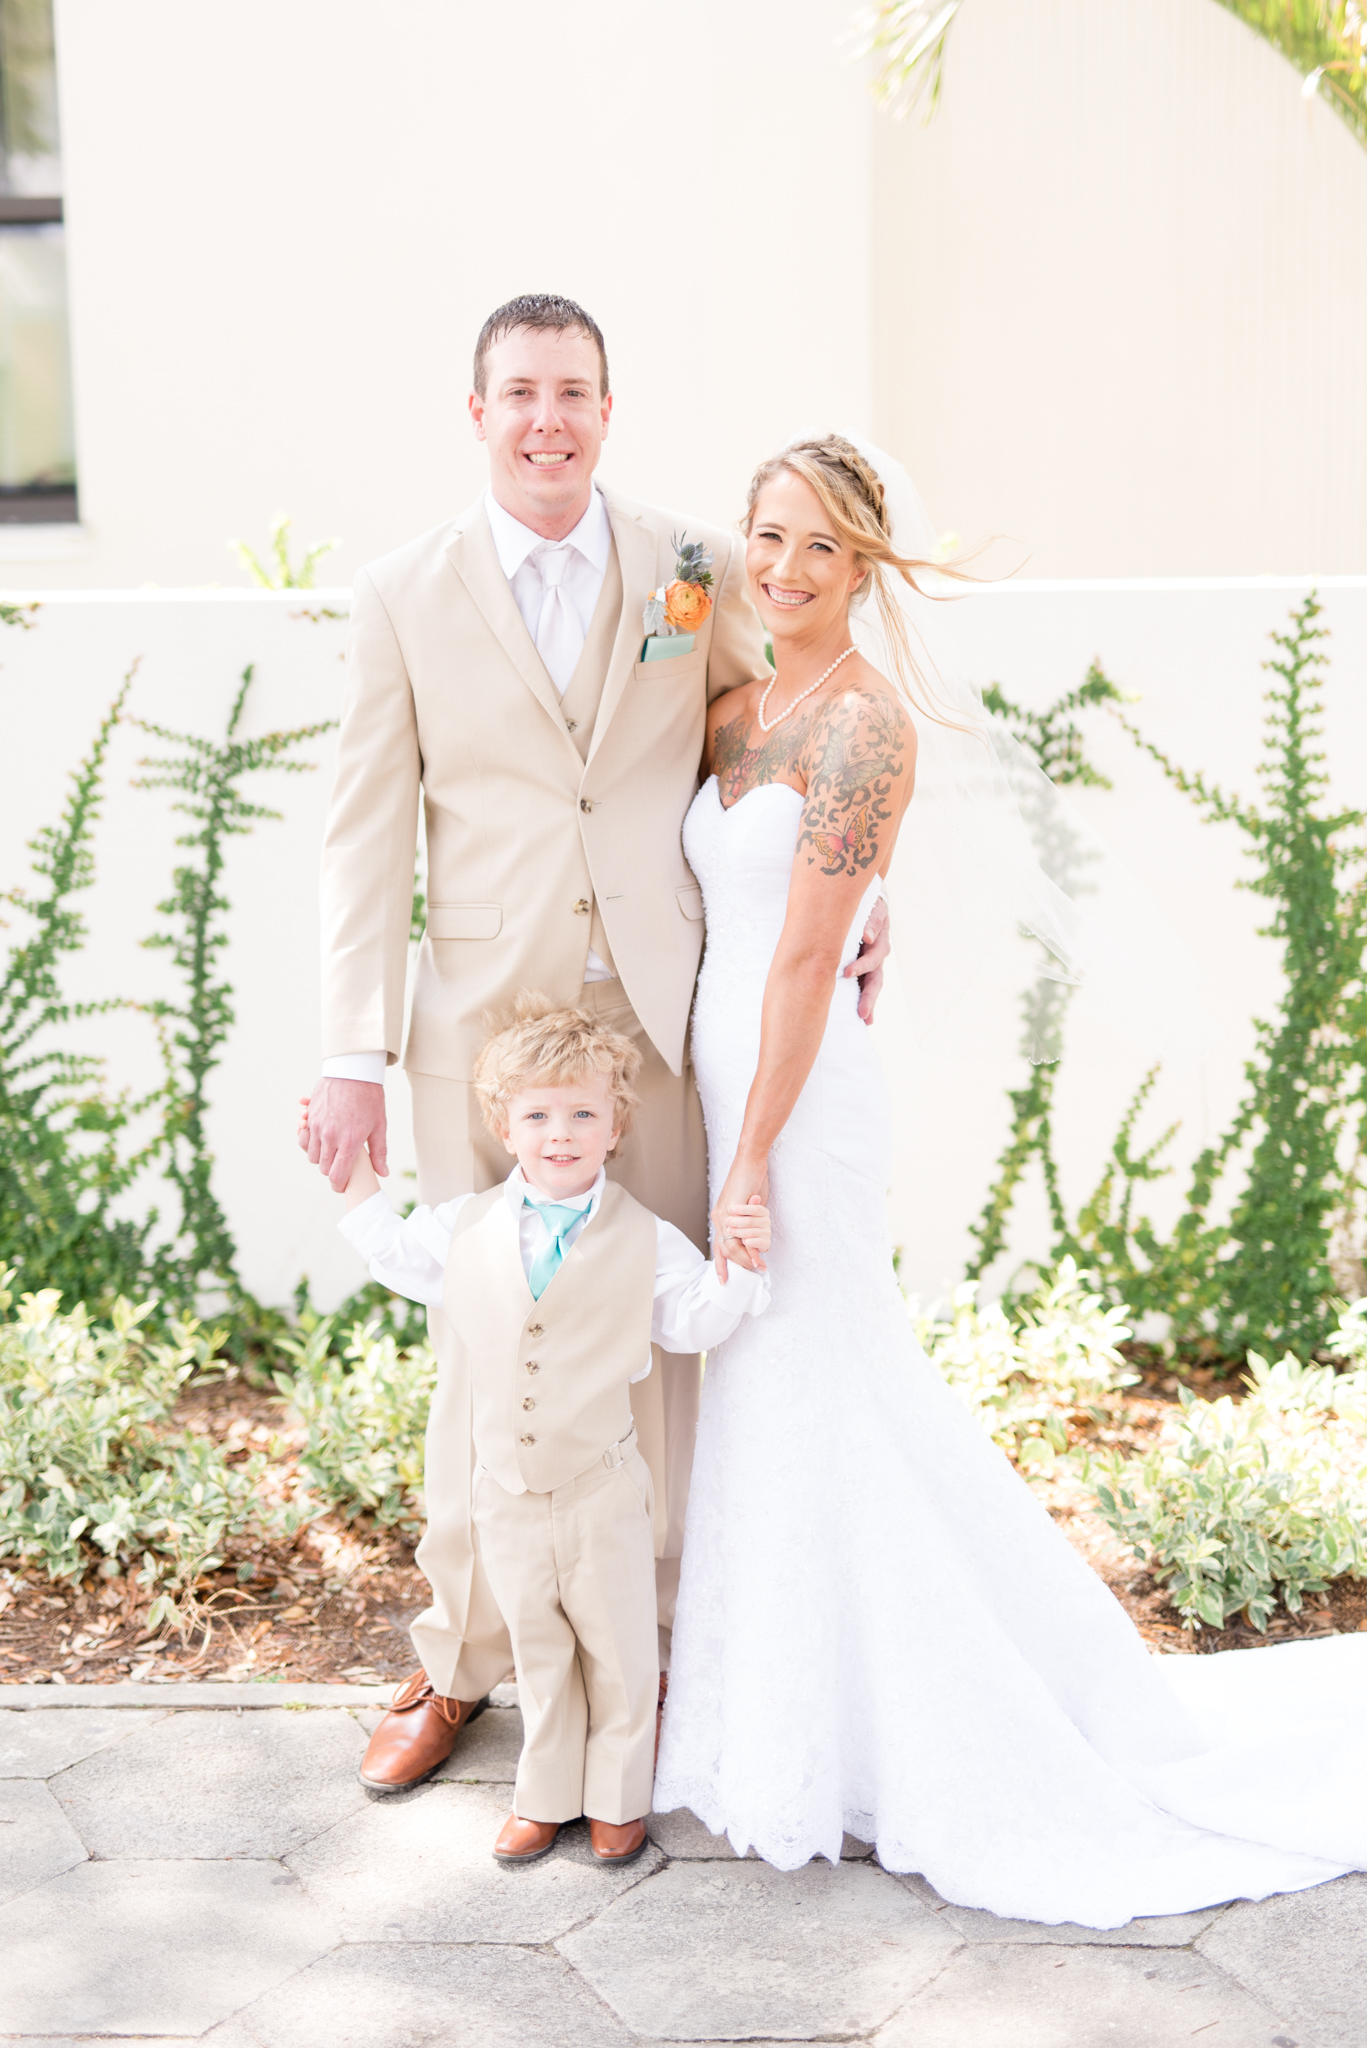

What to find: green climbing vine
left=0, top=671, right=169, bottom=1312
left=975, top=595, right=1367, bottom=1362
left=965, top=667, right=1128, bottom=1278
left=1073, top=595, right=1367, bottom=1357
left=131, top=667, right=334, bottom=1303
left=0, top=614, right=335, bottom=1318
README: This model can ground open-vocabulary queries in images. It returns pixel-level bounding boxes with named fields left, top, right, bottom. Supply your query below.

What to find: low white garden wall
left=3, top=579, right=1364, bottom=1313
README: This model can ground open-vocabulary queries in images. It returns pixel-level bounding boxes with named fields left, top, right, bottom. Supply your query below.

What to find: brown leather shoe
left=358, top=1670, right=487, bottom=1792
left=588, top=1816, right=649, bottom=1864
left=493, top=1813, right=561, bottom=1863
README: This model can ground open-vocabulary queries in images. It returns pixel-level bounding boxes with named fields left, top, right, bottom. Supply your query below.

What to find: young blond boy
left=316, top=995, right=771, bottom=1865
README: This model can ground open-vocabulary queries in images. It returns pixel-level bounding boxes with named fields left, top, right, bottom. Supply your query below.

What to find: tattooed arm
left=709, top=683, right=914, bottom=1271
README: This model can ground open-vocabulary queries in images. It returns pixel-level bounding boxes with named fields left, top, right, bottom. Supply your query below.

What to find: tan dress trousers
left=408, top=980, right=709, bottom=1701
left=472, top=1438, right=659, bottom=1825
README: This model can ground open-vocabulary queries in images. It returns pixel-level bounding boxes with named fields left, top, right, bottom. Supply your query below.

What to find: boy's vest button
left=522, top=1397, right=535, bottom=1411
left=520, top=1434, right=536, bottom=1446
left=525, top=1360, right=540, bottom=1374
left=527, top=1324, right=544, bottom=1337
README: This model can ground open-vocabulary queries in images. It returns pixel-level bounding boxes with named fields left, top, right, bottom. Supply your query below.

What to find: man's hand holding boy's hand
left=299, top=1075, right=388, bottom=1191
left=298, top=1098, right=381, bottom=1210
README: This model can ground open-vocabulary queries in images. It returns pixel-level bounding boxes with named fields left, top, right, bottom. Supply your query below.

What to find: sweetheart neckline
left=705, top=772, right=805, bottom=819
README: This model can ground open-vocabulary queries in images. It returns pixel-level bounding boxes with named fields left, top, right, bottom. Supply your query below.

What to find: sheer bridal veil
left=837, top=434, right=1200, bottom=1066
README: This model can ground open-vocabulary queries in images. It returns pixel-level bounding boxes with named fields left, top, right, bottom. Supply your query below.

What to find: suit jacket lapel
left=443, top=503, right=568, bottom=733
left=587, top=492, right=658, bottom=767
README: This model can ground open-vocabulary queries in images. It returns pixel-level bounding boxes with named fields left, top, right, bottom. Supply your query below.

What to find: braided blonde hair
left=743, top=435, right=977, bottom=723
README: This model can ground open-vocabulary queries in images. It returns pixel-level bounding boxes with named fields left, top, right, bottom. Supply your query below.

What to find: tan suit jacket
left=321, top=484, right=767, bottom=1081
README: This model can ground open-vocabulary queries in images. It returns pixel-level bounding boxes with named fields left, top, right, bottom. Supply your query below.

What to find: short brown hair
left=472, top=992, right=640, bottom=1141
left=472, top=294, right=610, bottom=399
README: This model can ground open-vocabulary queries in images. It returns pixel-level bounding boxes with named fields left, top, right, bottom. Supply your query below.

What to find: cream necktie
left=533, top=543, right=583, bottom=695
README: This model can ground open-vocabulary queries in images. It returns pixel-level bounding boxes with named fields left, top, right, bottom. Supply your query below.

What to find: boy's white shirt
left=338, top=1163, right=770, bottom=1378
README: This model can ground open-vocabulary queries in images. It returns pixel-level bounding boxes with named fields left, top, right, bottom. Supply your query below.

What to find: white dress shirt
left=322, top=490, right=617, bottom=1084
left=338, top=1163, right=770, bottom=1375
left=484, top=485, right=613, bottom=681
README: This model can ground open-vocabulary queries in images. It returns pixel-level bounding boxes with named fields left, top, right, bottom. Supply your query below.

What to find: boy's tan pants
left=408, top=981, right=709, bottom=1702
left=472, top=1440, right=659, bottom=1825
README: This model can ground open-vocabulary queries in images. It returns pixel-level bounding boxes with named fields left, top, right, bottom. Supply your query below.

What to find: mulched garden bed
left=3, top=1357, right=1364, bottom=1687
left=0, top=1371, right=430, bottom=1690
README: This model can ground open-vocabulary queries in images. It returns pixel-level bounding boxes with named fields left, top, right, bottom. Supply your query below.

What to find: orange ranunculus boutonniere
left=664, top=577, right=711, bottom=632
left=643, top=532, right=715, bottom=650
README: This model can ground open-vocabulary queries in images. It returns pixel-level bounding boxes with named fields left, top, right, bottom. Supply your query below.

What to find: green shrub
left=1092, top=1342, right=1367, bottom=1631
left=0, top=1272, right=299, bottom=1628
left=914, top=1257, right=1138, bottom=1471
left=272, top=1315, right=435, bottom=1539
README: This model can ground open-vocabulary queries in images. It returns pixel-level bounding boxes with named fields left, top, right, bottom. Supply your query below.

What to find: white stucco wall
left=4, top=578, right=1363, bottom=1313
left=874, top=0, right=1367, bottom=577
left=5, top=0, right=1358, bottom=592
left=29, top=0, right=873, bottom=590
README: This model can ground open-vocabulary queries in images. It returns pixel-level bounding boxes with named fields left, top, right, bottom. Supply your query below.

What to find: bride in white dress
left=652, top=433, right=1367, bottom=1928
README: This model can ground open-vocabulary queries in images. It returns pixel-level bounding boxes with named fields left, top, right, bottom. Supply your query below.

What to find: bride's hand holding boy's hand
left=725, top=1195, right=771, bottom=1272
left=712, top=1157, right=771, bottom=1281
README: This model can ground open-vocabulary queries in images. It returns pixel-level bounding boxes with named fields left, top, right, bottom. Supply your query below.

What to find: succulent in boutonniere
left=643, top=531, right=715, bottom=641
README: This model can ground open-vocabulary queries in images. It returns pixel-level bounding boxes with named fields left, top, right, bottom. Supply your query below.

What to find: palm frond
left=1214, top=1, right=1367, bottom=150
left=850, top=0, right=1367, bottom=151
left=848, top=0, right=964, bottom=123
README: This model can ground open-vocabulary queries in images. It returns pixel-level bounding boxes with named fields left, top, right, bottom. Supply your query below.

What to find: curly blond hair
left=472, top=992, right=641, bottom=1142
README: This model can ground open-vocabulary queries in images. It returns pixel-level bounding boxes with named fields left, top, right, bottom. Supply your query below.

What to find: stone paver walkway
left=1, top=1681, right=1362, bottom=2046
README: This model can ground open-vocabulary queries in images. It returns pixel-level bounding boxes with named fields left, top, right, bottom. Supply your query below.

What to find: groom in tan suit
left=303, top=294, right=888, bottom=1790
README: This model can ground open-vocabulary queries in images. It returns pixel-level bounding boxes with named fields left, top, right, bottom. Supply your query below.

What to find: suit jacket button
left=525, top=1360, right=539, bottom=1374
left=580, top=798, right=593, bottom=813
left=520, top=1434, right=535, bottom=1446
left=573, top=898, right=590, bottom=915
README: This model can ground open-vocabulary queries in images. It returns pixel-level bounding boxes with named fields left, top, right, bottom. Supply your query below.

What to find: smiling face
left=499, top=1069, right=620, bottom=1200
left=469, top=325, right=611, bottom=541
left=746, top=467, right=868, bottom=652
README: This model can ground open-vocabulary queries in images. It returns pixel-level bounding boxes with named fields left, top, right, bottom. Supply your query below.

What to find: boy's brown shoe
left=358, top=1670, right=487, bottom=1791
left=588, top=1816, right=649, bottom=1864
left=493, top=1814, right=561, bottom=1863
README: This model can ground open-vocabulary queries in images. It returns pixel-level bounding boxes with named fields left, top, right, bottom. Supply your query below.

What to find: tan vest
left=445, top=1179, right=657, bottom=1495
left=558, top=538, right=623, bottom=979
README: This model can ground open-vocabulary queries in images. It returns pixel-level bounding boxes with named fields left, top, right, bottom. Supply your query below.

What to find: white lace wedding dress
left=652, top=775, right=1367, bottom=1928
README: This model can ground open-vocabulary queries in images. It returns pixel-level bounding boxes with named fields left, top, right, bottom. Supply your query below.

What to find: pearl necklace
left=756, top=644, right=857, bottom=733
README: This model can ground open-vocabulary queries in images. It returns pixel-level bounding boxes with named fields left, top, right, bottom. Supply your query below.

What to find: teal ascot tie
left=524, top=1193, right=591, bottom=1301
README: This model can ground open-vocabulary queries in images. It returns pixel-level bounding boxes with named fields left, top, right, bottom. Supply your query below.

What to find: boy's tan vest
left=444, top=1180, right=657, bottom=1495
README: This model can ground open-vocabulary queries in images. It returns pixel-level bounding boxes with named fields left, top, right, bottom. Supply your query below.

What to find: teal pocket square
left=640, top=632, right=696, bottom=663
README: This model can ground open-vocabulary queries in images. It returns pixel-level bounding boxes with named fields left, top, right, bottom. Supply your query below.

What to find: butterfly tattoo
left=797, top=690, right=910, bottom=877
left=810, top=806, right=870, bottom=871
